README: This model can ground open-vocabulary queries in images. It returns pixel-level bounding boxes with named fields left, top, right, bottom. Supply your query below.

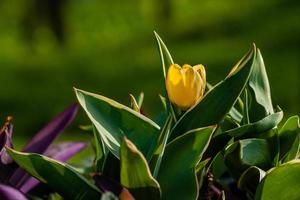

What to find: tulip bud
left=166, top=64, right=206, bottom=110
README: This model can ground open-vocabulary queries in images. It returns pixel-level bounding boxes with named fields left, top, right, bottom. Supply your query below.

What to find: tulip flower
left=166, top=64, right=206, bottom=110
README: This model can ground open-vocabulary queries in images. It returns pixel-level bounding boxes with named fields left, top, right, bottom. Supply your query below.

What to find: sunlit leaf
left=75, top=88, right=160, bottom=160
left=7, top=148, right=101, bottom=200
left=248, top=49, right=274, bottom=122
left=255, top=161, right=300, bottom=200
left=120, top=137, right=160, bottom=200
left=158, top=126, right=216, bottom=200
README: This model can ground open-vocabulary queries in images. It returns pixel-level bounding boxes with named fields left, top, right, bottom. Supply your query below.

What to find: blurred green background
left=0, top=0, right=299, bottom=142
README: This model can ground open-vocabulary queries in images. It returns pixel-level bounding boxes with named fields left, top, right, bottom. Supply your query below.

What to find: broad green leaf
left=207, top=82, right=242, bottom=123
left=238, top=166, right=266, bottom=198
left=120, top=137, right=161, bottom=200
left=278, top=116, right=300, bottom=160
left=224, top=139, right=272, bottom=178
left=6, top=148, right=101, bottom=200
left=249, top=49, right=274, bottom=122
left=255, top=161, right=300, bottom=200
left=170, top=45, right=256, bottom=140
left=75, top=88, right=160, bottom=160
left=157, top=126, right=216, bottom=200
left=218, top=111, right=283, bottom=139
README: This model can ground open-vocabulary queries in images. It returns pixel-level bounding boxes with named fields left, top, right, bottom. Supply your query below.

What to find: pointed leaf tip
left=22, top=103, right=79, bottom=154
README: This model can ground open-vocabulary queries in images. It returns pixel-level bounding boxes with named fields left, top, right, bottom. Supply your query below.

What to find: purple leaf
left=0, top=131, right=7, bottom=152
left=22, top=103, right=78, bottom=154
left=19, top=142, right=86, bottom=193
left=9, top=104, right=78, bottom=188
left=0, top=117, right=14, bottom=164
left=0, top=184, right=27, bottom=200
left=44, top=142, right=86, bottom=161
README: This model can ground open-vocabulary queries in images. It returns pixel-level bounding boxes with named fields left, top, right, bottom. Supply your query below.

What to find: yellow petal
left=166, top=64, right=205, bottom=110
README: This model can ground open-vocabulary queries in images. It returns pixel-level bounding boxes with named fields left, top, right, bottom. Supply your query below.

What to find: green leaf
left=207, top=82, right=242, bottom=123
left=150, top=115, right=173, bottom=178
left=6, top=148, right=101, bottom=200
left=129, top=94, right=140, bottom=112
left=154, top=31, right=174, bottom=79
left=154, top=32, right=177, bottom=122
left=137, top=92, right=144, bottom=108
left=211, top=152, right=227, bottom=180
left=157, top=126, right=216, bottom=200
left=284, top=135, right=300, bottom=162
left=75, top=88, right=160, bottom=161
left=249, top=49, right=274, bottom=122
left=218, top=110, right=283, bottom=139
left=170, top=45, right=256, bottom=140
left=93, top=125, right=107, bottom=172
left=224, top=139, right=272, bottom=178
left=255, top=161, right=300, bottom=200
left=278, top=116, right=300, bottom=160
left=120, top=137, right=161, bottom=200
left=238, top=166, right=266, bottom=198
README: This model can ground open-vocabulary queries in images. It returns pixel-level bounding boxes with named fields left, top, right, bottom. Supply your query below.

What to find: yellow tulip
left=166, top=64, right=206, bottom=110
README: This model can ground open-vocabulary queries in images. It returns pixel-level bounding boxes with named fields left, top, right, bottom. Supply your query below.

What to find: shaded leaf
left=170, top=45, right=255, bottom=140
left=284, top=135, right=300, bottom=162
left=120, top=137, right=160, bottom=200
left=75, top=88, right=160, bottom=160
left=238, top=166, right=266, bottom=198
left=249, top=49, right=274, bottom=122
left=158, top=126, right=216, bottom=200
left=211, top=152, right=227, bottom=180
left=93, top=174, right=122, bottom=195
left=7, top=148, right=101, bottom=200
left=92, top=126, right=107, bottom=173
left=218, top=110, right=283, bottom=139
left=150, top=115, right=172, bottom=177
left=224, top=139, right=272, bottom=178
left=255, top=160, right=300, bottom=200
left=278, top=116, right=300, bottom=160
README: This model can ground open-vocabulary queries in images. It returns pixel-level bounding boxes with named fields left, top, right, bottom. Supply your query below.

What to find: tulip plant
left=1, top=33, right=299, bottom=200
